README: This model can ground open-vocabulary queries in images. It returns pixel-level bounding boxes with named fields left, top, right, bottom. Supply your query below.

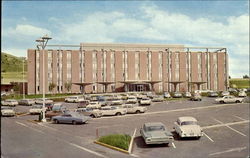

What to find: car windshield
left=147, top=125, right=165, bottom=131
left=181, top=121, right=197, bottom=125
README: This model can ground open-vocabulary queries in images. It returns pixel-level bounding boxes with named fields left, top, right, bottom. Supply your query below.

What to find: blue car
left=52, top=112, right=90, bottom=125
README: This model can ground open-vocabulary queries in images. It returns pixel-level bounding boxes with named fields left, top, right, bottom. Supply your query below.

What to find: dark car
left=52, top=112, right=90, bottom=125
left=45, top=104, right=67, bottom=120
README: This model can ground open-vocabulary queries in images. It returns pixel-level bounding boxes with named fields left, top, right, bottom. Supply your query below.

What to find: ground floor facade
left=27, top=43, right=228, bottom=94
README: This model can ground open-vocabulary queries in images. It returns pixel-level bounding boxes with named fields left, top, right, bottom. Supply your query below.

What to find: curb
left=27, top=120, right=40, bottom=124
left=94, top=140, right=129, bottom=154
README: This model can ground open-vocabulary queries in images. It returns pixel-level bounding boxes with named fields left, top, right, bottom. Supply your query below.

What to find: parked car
left=96, top=96, right=108, bottom=106
left=151, top=95, right=164, bottom=102
left=137, top=94, right=147, bottom=100
left=75, top=108, right=102, bottom=118
left=1, top=99, right=18, bottom=107
left=86, top=101, right=101, bottom=109
left=215, top=95, right=244, bottom=103
left=18, top=99, right=35, bottom=106
left=208, top=91, right=218, bottom=97
left=100, top=106, right=127, bottom=116
left=126, top=96, right=138, bottom=104
left=110, top=98, right=123, bottom=105
left=183, top=92, right=192, bottom=98
left=77, top=100, right=90, bottom=108
left=228, top=88, right=238, bottom=93
left=238, top=91, right=247, bottom=97
left=52, top=112, right=90, bottom=125
left=139, top=97, right=152, bottom=105
left=35, top=98, right=54, bottom=104
left=140, top=122, right=173, bottom=145
left=190, top=93, right=202, bottom=101
left=173, top=92, right=182, bottom=98
left=221, top=91, right=230, bottom=97
left=65, top=96, right=85, bottom=103
left=163, top=92, right=171, bottom=98
left=45, top=104, right=67, bottom=119
left=146, top=92, right=155, bottom=99
left=29, top=104, right=46, bottom=115
left=36, top=102, right=54, bottom=111
left=122, top=104, right=147, bottom=114
left=1, top=106, right=15, bottom=117
left=174, top=116, right=203, bottom=139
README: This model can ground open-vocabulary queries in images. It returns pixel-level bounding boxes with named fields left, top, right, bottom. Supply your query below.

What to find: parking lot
left=1, top=97, right=249, bottom=158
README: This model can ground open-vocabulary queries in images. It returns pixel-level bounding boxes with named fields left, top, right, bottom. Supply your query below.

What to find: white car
left=86, top=101, right=101, bottom=109
left=221, top=91, right=230, bottom=97
left=163, top=92, right=171, bottom=98
left=126, top=96, right=137, bottom=104
left=174, top=116, right=203, bottom=139
left=238, top=91, right=247, bottom=97
left=215, top=95, right=244, bottom=103
left=122, top=104, right=147, bottom=114
left=29, top=104, right=47, bottom=114
left=140, top=98, right=151, bottom=105
left=100, top=106, right=127, bottom=116
left=18, top=99, right=35, bottom=106
left=35, top=98, right=53, bottom=104
left=1, top=99, right=18, bottom=107
left=65, top=96, right=85, bottom=103
left=110, top=98, right=123, bottom=105
left=1, top=106, right=15, bottom=117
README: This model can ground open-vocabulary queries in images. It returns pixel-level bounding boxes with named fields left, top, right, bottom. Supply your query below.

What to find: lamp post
left=23, top=57, right=25, bottom=99
left=36, top=35, right=52, bottom=122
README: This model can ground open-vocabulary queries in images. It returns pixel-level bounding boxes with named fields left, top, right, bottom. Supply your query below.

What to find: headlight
left=146, top=138, right=151, bottom=141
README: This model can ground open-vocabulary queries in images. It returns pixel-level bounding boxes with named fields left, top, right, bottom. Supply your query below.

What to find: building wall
left=27, top=43, right=228, bottom=94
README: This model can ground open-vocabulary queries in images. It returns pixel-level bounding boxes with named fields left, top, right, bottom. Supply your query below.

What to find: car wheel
left=90, top=114, right=95, bottom=118
left=72, top=120, right=77, bottom=125
left=136, top=110, right=140, bottom=114
left=236, top=100, right=240, bottom=103
left=116, top=112, right=121, bottom=116
left=54, top=119, right=59, bottom=124
left=197, top=136, right=201, bottom=140
left=220, top=101, right=224, bottom=104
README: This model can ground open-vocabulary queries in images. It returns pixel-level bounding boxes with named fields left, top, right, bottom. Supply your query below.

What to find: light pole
left=23, top=57, right=25, bottom=99
left=36, top=35, right=52, bottom=122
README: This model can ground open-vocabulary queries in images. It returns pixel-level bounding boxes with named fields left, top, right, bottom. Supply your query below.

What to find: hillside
left=1, top=52, right=27, bottom=72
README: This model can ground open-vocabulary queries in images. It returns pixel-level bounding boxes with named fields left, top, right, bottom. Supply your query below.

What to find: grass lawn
left=98, top=134, right=131, bottom=151
left=2, top=72, right=27, bottom=84
left=229, top=78, right=250, bottom=89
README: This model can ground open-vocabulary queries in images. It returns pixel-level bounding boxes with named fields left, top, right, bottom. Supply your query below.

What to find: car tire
left=236, top=100, right=240, bottom=103
left=197, top=136, right=201, bottom=140
left=90, top=114, right=95, bottom=118
left=136, top=110, right=140, bottom=114
left=220, top=101, right=224, bottom=104
left=55, top=119, right=59, bottom=124
left=72, top=120, right=77, bottom=125
left=116, top=112, right=121, bottom=116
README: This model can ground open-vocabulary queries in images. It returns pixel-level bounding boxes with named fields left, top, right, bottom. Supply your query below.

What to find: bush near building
left=98, top=134, right=131, bottom=151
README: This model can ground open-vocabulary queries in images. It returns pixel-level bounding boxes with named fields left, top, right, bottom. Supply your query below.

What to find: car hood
left=1, top=109, right=14, bottom=113
left=180, top=125, right=202, bottom=133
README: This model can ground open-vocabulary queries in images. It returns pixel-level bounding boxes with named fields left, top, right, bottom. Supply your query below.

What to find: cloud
left=3, top=24, right=51, bottom=37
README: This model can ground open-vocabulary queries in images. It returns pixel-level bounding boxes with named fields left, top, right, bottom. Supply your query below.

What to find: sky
left=2, top=0, right=249, bottom=78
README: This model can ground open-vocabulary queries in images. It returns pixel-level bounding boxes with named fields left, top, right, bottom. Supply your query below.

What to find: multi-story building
left=27, top=43, right=228, bottom=94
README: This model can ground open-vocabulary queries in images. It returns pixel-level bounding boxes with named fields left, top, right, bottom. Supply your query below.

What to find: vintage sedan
left=1, top=99, right=18, bottom=107
left=1, top=106, right=15, bottom=117
left=45, top=104, right=67, bottom=119
left=86, top=101, right=101, bottom=109
left=215, top=95, right=244, bottom=103
left=126, top=96, right=138, bottom=104
left=65, top=96, right=85, bottom=103
left=35, top=98, right=53, bottom=104
left=52, top=112, right=90, bottom=125
left=173, top=92, right=182, bottom=98
left=76, top=108, right=102, bottom=118
left=110, top=98, right=123, bottom=105
left=183, top=92, right=192, bottom=98
left=140, top=122, right=174, bottom=145
left=29, top=104, right=46, bottom=115
left=208, top=91, right=219, bottom=97
left=163, top=92, right=171, bottom=98
left=140, top=97, right=152, bottom=105
left=238, top=91, right=247, bottom=97
left=151, top=95, right=164, bottom=102
left=100, top=106, right=127, bottom=116
left=190, top=93, right=202, bottom=101
left=221, top=91, right=230, bottom=97
left=174, top=116, right=203, bottom=139
left=122, top=104, right=147, bottom=114
left=18, top=99, right=35, bottom=106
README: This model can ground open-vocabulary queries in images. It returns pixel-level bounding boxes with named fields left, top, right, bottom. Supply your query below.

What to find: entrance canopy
left=119, top=80, right=161, bottom=92
left=166, top=81, right=185, bottom=92
left=72, top=82, right=93, bottom=94
left=188, top=81, right=207, bottom=90
left=96, top=81, right=115, bottom=93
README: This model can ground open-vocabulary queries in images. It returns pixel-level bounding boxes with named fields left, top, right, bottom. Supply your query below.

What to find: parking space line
left=16, top=121, right=45, bottom=134
left=233, top=115, right=247, bottom=121
left=209, top=147, right=247, bottom=156
left=172, top=142, right=176, bottom=148
left=203, top=132, right=214, bottom=142
left=202, top=120, right=249, bottom=129
left=213, top=119, right=247, bottom=137
left=69, top=143, right=108, bottom=158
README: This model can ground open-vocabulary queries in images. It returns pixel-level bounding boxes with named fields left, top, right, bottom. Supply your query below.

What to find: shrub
left=98, top=134, right=131, bottom=150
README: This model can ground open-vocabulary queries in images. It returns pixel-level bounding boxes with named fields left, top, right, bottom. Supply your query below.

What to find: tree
left=243, top=75, right=249, bottom=79
left=64, top=82, right=72, bottom=93
left=49, top=82, right=56, bottom=95
left=13, top=83, right=20, bottom=96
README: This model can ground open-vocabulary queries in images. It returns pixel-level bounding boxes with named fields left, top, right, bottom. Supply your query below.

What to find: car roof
left=144, top=122, right=165, bottom=127
left=178, top=117, right=197, bottom=122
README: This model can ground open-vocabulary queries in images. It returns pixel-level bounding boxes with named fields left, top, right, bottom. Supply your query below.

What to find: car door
left=126, top=105, right=133, bottom=113
left=174, top=120, right=181, bottom=135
